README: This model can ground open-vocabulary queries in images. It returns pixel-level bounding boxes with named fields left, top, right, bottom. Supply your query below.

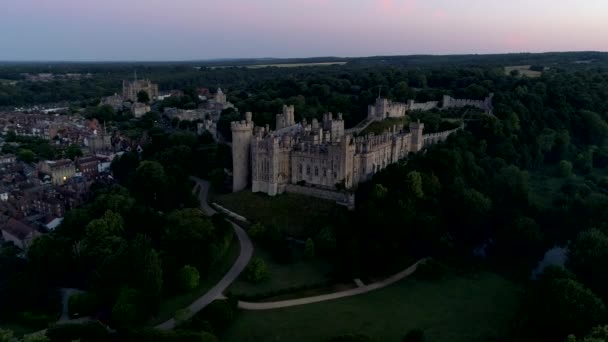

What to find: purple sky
left=1, top=0, right=607, bottom=61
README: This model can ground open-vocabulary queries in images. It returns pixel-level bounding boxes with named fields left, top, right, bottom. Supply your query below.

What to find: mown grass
left=214, top=191, right=340, bottom=238
left=228, top=243, right=334, bottom=298
left=359, top=117, right=408, bottom=136
left=222, top=273, right=521, bottom=342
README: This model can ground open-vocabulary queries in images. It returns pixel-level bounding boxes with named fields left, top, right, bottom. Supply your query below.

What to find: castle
left=230, top=94, right=483, bottom=203
left=367, top=93, right=493, bottom=120
left=122, top=77, right=159, bottom=102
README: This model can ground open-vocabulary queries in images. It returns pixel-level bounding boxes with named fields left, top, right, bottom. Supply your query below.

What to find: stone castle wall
left=231, top=94, right=486, bottom=207
left=285, top=184, right=355, bottom=210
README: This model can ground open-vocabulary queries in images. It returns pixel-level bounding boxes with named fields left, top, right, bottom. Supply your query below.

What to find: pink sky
left=1, top=0, right=607, bottom=60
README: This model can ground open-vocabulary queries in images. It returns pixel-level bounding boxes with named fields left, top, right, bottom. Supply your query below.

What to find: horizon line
left=0, top=50, right=606, bottom=64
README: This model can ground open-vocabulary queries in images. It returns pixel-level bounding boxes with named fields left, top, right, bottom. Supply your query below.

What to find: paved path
left=155, top=178, right=254, bottom=330
left=238, top=258, right=426, bottom=310
left=58, top=288, right=85, bottom=322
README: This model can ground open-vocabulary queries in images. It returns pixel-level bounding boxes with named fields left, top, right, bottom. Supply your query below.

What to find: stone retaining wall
left=285, top=184, right=355, bottom=210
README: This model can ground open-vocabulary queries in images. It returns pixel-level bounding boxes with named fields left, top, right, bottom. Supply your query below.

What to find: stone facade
left=122, top=79, right=159, bottom=102
left=231, top=103, right=467, bottom=199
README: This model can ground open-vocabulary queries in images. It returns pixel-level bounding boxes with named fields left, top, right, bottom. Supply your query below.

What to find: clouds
left=0, top=0, right=606, bottom=60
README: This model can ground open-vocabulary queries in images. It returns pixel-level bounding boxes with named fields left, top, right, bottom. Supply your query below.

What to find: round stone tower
left=231, top=112, right=254, bottom=192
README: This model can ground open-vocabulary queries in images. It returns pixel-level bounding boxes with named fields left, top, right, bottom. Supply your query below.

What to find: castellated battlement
left=231, top=97, right=467, bottom=205
left=231, top=120, right=254, bottom=131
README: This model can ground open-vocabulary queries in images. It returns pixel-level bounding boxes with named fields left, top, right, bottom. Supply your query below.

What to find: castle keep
left=230, top=93, right=487, bottom=199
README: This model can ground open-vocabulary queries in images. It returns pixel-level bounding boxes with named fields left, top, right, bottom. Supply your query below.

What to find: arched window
left=306, top=166, right=311, bottom=175
left=315, top=167, right=319, bottom=176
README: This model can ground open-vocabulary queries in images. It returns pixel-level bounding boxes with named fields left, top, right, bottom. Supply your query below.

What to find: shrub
left=244, top=257, right=269, bottom=283
left=178, top=265, right=200, bottom=293
left=248, top=223, right=266, bottom=239
left=558, top=160, right=573, bottom=178
left=68, top=293, right=98, bottom=318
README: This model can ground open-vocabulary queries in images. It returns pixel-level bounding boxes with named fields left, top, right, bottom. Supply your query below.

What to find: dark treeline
left=2, top=51, right=608, bottom=110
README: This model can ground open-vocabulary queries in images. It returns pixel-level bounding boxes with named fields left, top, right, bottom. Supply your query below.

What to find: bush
left=248, top=223, right=266, bottom=239
left=558, top=160, right=573, bottom=178
left=403, top=329, right=426, bottom=342
left=68, top=293, right=98, bottom=318
left=46, top=321, right=109, bottom=342
left=243, top=257, right=269, bottom=284
left=178, top=265, right=200, bottom=293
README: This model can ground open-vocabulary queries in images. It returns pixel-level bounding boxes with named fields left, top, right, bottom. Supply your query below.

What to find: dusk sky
left=1, top=0, right=607, bottom=61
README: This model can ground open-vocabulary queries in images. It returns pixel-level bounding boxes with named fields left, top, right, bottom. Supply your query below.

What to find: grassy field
left=504, top=65, right=542, bottom=78
left=359, top=117, right=408, bottom=136
left=148, top=236, right=240, bottom=326
left=228, top=243, right=334, bottom=297
left=222, top=273, right=520, bottom=342
left=214, top=191, right=340, bottom=238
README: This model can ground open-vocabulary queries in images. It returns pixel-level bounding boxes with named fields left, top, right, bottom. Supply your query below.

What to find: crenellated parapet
left=442, top=93, right=494, bottom=113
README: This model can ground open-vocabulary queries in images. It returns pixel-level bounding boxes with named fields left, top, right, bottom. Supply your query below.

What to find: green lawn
left=228, top=244, right=333, bottom=297
left=359, top=117, right=408, bottom=136
left=148, top=236, right=240, bottom=326
left=222, top=273, right=521, bottom=342
left=214, top=191, right=340, bottom=238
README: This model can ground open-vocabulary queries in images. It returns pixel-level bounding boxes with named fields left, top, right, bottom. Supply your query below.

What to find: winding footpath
left=238, top=258, right=426, bottom=310
left=155, top=178, right=254, bottom=330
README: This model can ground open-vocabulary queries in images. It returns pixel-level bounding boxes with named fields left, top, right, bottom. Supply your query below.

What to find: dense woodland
left=2, top=52, right=608, bottom=341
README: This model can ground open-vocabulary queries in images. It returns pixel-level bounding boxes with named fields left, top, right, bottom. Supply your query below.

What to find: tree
left=567, top=325, right=608, bottom=342
left=111, top=287, right=140, bottom=330
left=559, top=160, right=574, bottom=177
left=406, top=171, right=424, bottom=198
left=568, top=229, right=608, bottom=300
left=243, top=257, right=269, bottom=283
left=65, top=144, right=83, bottom=160
left=541, top=278, right=606, bottom=338
left=127, top=235, right=163, bottom=310
left=134, top=161, right=167, bottom=207
left=17, top=149, right=35, bottom=163
left=178, top=265, right=200, bottom=292
left=304, top=238, right=315, bottom=259
left=137, top=90, right=150, bottom=104
left=163, top=209, right=217, bottom=272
